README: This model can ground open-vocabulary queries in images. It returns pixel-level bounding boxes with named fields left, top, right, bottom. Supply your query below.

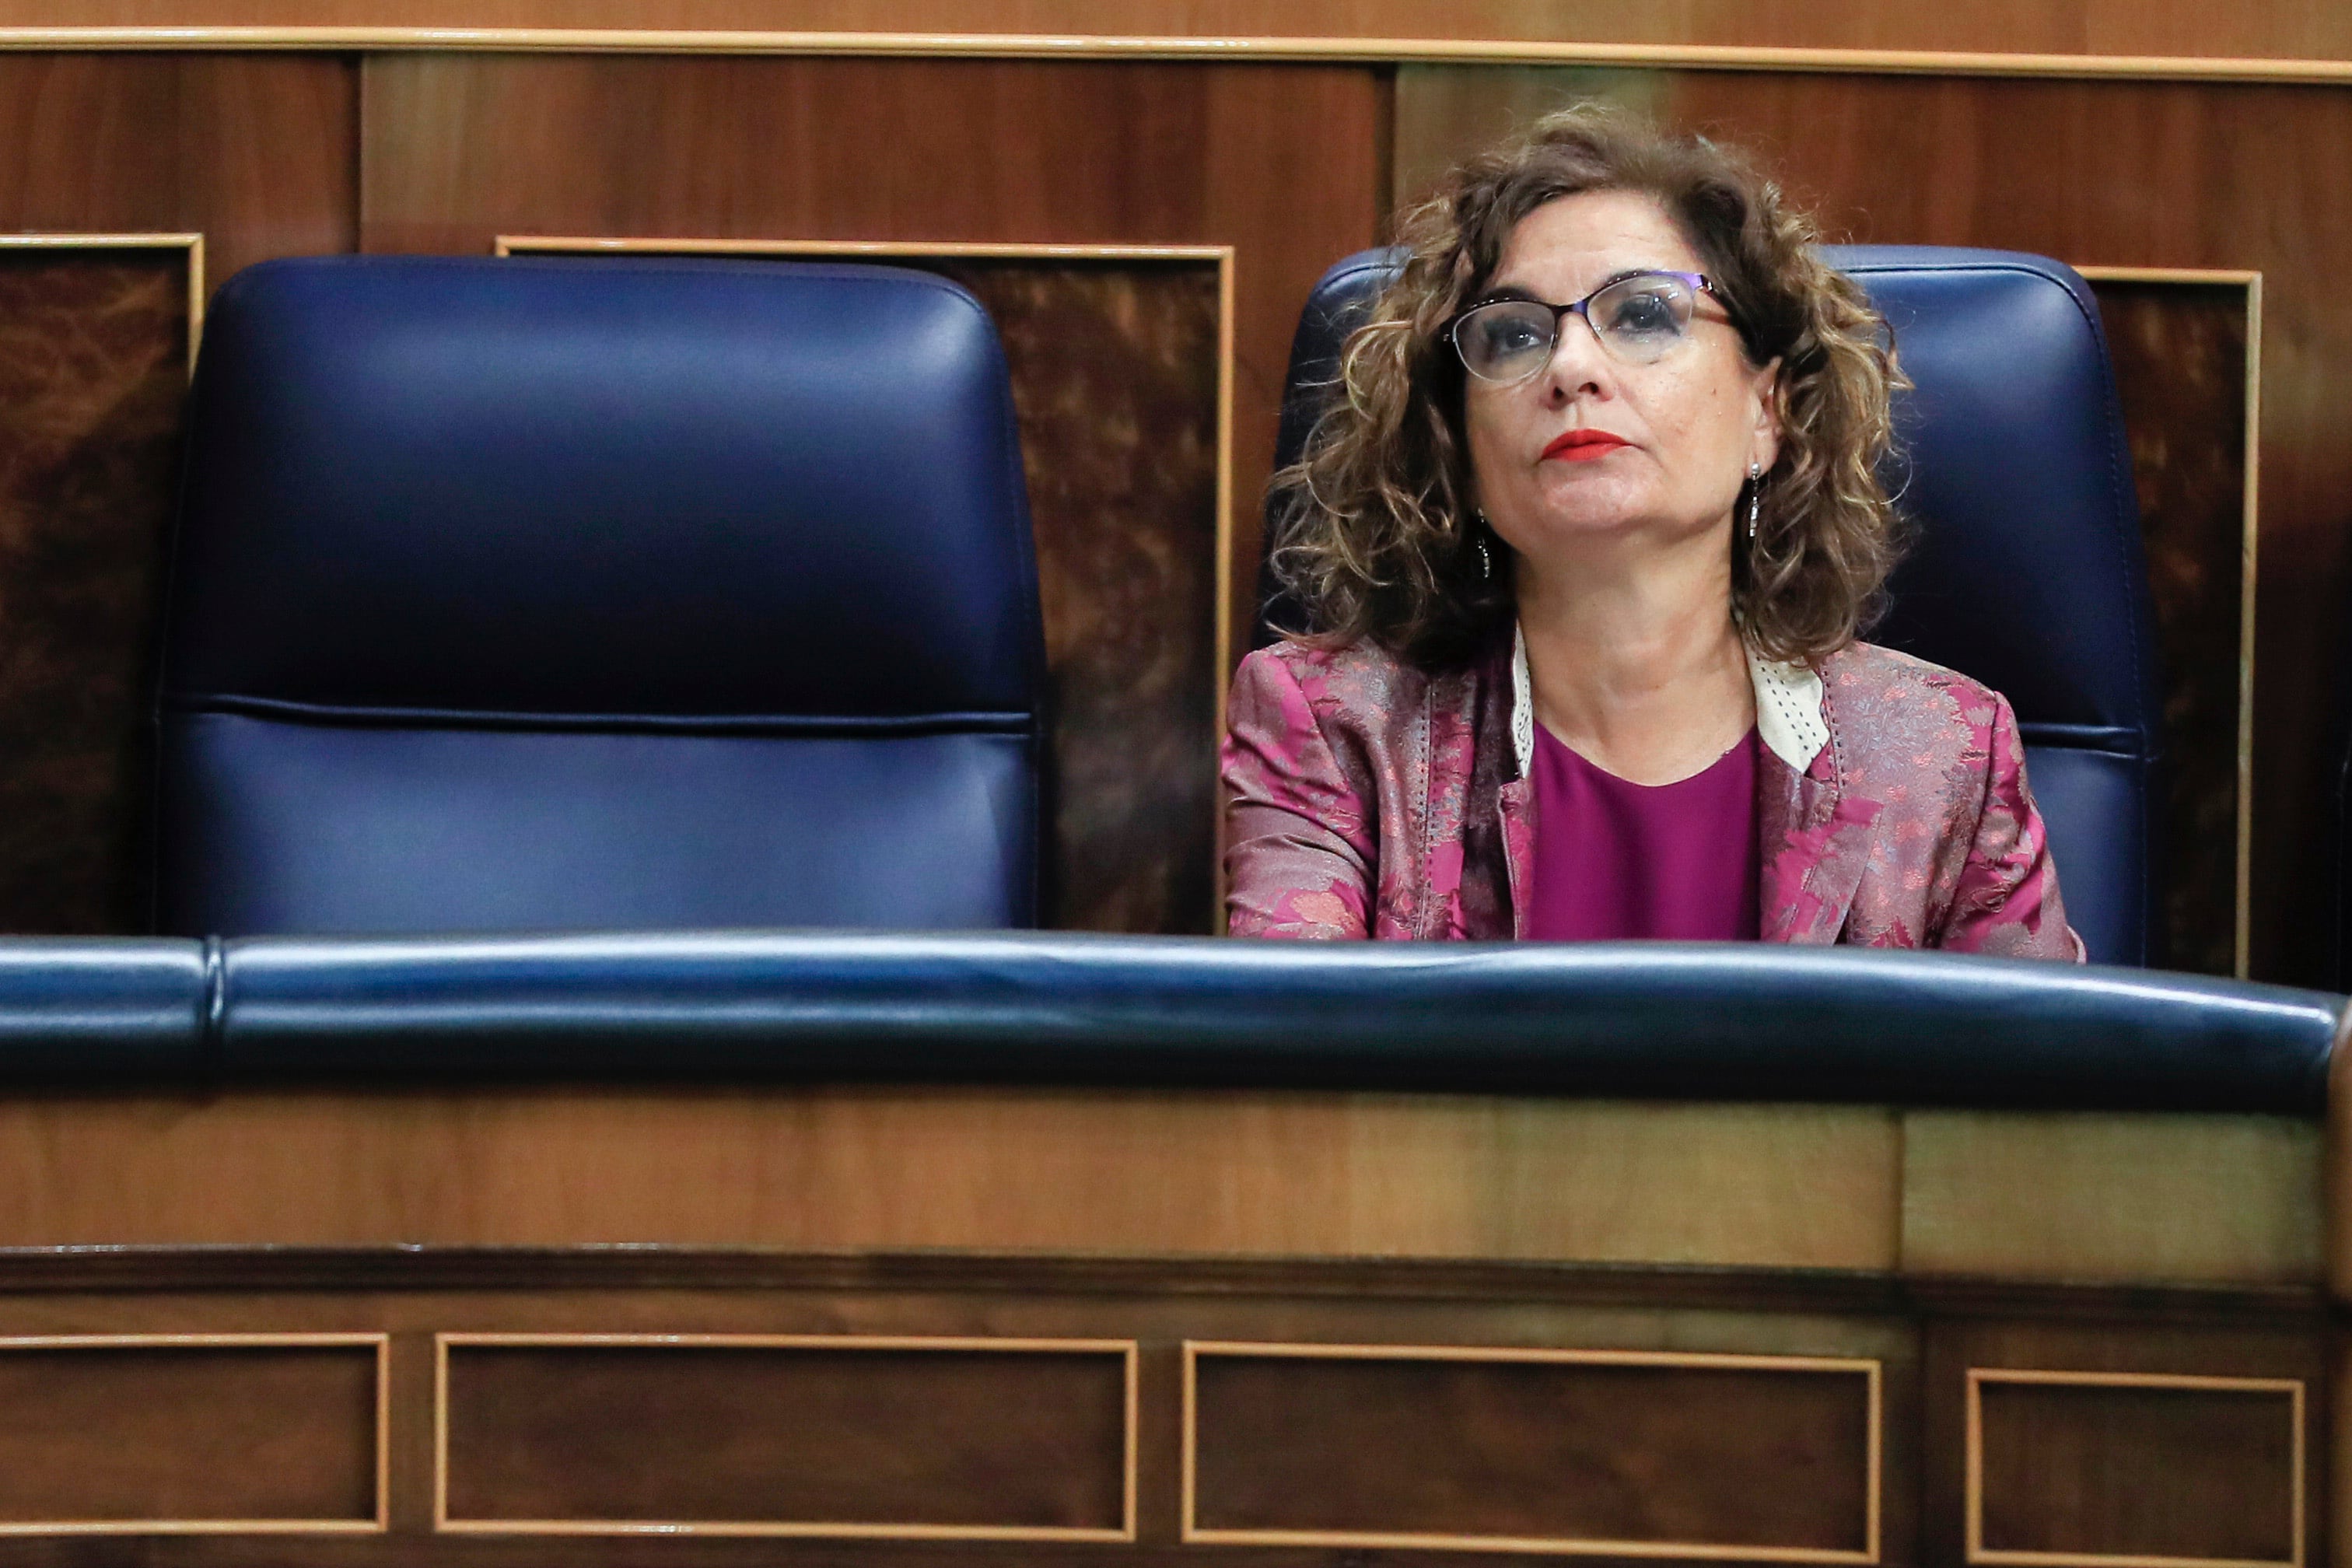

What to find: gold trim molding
left=1181, top=1339, right=1884, bottom=1561
left=0, top=30, right=2349, bottom=84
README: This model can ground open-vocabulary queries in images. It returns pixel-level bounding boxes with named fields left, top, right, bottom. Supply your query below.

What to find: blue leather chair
left=155, top=256, right=1048, bottom=936
left=1260, top=247, right=2161, bottom=966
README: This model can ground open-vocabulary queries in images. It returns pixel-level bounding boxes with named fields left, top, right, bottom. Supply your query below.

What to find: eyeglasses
left=1449, top=271, right=1719, bottom=383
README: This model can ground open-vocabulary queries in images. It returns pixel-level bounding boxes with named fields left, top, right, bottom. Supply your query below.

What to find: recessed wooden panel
left=1969, top=1370, right=2302, bottom=1566
left=1184, top=1342, right=1881, bottom=1559
left=501, top=238, right=1227, bottom=933
left=0, top=238, right=191, bottom=935
left=437, top=1333, right=1136, bottom=1538
left=0, top=1334, right=385, bottom=1533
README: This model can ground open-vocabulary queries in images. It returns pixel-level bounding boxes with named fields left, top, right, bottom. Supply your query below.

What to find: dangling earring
left=1473, top=509, right=1494, bottom=582
left=1746, top=463, right=1763, bottom=541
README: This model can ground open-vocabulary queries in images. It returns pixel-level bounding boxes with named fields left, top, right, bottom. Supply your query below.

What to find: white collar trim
left=1510, top=622, right=1829, bottom=779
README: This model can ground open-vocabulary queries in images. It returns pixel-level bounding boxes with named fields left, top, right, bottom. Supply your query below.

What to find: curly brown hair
left=1268, top=103, right=1906, bottom=669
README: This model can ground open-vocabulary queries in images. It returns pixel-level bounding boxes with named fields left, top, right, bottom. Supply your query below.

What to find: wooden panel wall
left=0, top=1245, right=2315, bottom=1566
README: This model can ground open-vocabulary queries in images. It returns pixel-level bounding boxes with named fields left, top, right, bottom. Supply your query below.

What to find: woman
left=1223, top=105, right=2080, bottom=958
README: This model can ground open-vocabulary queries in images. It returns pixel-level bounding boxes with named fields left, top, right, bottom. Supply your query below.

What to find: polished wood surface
left=0, top=2, right=2348, bottom=67
left=0, top=1090, right=1906, bottom=1269
left=438, top=1336, right=1132, bottom=1537
left=1900, top=1111, right=2322, bottom=1285
left=1185, top=1343, right=1878, bottom=1556
left=1397, top=68, right=2352, bottom=988
left=0, top=1090, right=2315, bottom=1291
left=357, top=54, right=1381, bottom=673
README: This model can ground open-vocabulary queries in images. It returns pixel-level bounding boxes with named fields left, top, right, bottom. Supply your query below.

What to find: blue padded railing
left=0, top=935, right=2336, bottom=1115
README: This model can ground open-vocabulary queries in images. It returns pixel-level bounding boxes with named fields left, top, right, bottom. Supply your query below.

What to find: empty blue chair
left=156, top=256, right=1046, bottom=936
left=1261, top=247, right=2161, bottom=966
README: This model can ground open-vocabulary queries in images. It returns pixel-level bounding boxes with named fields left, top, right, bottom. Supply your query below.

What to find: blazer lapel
left=1757, top=688, right=1881, bottom=945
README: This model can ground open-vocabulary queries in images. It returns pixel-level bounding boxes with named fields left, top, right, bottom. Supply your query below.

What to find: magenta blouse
left=1524, top=724, right=1762, bottom=941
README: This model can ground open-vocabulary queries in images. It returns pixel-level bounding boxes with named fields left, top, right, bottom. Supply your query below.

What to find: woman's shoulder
left=1822, top=639, right=2010, bottom=709
left=1819, top=640, right=2025, bottom=759
left=1234, top=635, right=1451, bottom=717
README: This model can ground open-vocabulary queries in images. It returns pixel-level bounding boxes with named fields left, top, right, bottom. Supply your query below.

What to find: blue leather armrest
left=0, top=940, right=210, bottom=1081
left=212, top=933, right=2340, bottom=1115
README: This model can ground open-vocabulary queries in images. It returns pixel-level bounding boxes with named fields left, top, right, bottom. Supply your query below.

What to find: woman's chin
left=1506, top=509, right=1717, bottom=550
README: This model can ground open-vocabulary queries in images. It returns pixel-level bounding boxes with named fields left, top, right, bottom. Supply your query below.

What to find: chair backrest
left=156, top=255, right=1047, bottom=936
left=1261, top=246, right=2161, bottom=966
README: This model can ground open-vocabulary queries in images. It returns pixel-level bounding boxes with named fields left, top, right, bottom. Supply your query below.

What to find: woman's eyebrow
left=1468, top=283, right=1544, bottom=308
left=1471, top=267, right=1677, bottom=310
left=1594, top=266, right=1665, bottom=289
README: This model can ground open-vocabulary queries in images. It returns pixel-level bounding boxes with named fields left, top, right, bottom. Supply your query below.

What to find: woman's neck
left=1514, top=534, right=1753, bottom=786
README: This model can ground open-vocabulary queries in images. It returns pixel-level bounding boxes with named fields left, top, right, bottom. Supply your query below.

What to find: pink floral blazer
left=1220, top=634, right=2082, bottom=959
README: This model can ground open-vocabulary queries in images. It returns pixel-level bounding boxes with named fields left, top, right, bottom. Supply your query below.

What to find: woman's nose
left=1538, top=314, right=1612, bottom=399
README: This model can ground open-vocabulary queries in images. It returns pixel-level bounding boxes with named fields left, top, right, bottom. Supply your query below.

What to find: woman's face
left=1462, top=190, right=1780, bottom=569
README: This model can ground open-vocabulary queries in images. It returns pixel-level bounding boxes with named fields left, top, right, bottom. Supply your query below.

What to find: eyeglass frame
left=1446, top=270, right=1724, bottom=384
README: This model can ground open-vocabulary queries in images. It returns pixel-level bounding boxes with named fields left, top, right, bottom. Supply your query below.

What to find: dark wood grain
left=0, top=248, right=185, bottom=933
left=0, top=1343, right=376, bottom=1524
left=2090, top=278, right=2250, bottom=977
left=1189, top=1349, right=1875, bottom=1550
left=443, top=1340, right=1128, bottom=1530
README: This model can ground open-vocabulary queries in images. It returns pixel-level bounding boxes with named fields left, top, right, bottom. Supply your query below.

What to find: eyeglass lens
left=1454, top=273, right=1701, bottom=382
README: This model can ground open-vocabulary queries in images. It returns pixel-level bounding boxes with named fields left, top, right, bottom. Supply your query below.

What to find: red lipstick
left=1542, top=429, right=1630, bottom=462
